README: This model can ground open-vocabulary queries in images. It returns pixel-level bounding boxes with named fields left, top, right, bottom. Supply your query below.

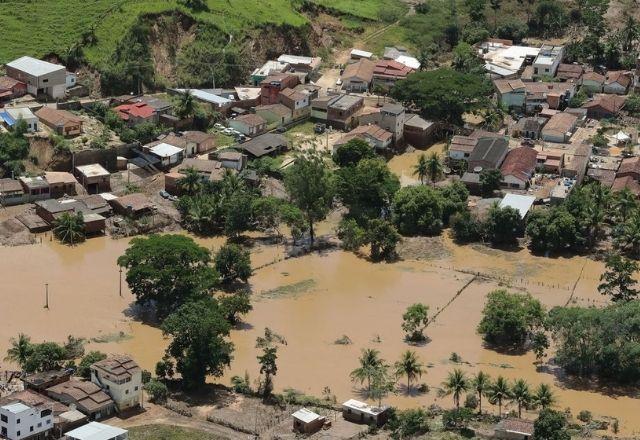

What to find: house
left=341, top=59, right=376, bottom=93
left=333, top=124, right=393, bottom=152
left=310, top=96, right=336, bottom=121
left=494, top=418, right=534, bottom=440
left=239, top=133, right=288, bottom=158
left=171, top=89, right=233, bottom=113
left=260, top=73, right=300, bottom=105
left=587, top=168, right=616, bottom=188
left=581, top=71, right=605, bottom=94
left=215, top=151, right=247, bottom=171
left=182, top=131, right=216, bottom=154
left=234, top=87, right=262, bottom=108
left=523, top=81, right=576, bottom=112
left=35, top=107, right=83, bottom=136
left=66, top=72, right=77, bottom=89
left=75, top=164, right=110, bottom=194
left=5, top=56, right=66, bottom=99
left=19, top=177, right=50, bottom=202
left=449, top=136, right=478, bottom=161
left=114, top=102, right=156, bottom=126
left=350, top=49, right=373, bottom=60
left=467, top=137, right=509, bottom=171
left=540, top=112, right=578, bottom=143
left=0, top=178, right=26, bottom=206
left=64, top=422, right=128, bottom=440
left=499, top=193, right=536, bottom=219
left=372, top=60, right=414, bottom=90
left=278, top=88, right=310, bottom=119
left=0, top=402, right=53, bottom=440
left=110, top=194, right=155, bottom=218
left=44, top=172, right=77, bottom=198
left=616, top=156, right=640, bottom=180
left=293, top=83, right=321, bottom=101
left=494, top=79, right=527, bottom=109
left=251, top=60, right=290, bottom=85
left=277, top=54, right=322, bottom=76
left=500, top=147, right=538, bottom=189
left=148, top=143, right=184, bottom=167
left=582, top=94, right=626, bottom=119
left=536, top=150, right=565, bottom=173
left=255, top=104, right=293, bottom=127
left=292, top=408, right=325, bottom=434
left=0, top=107, right=39, bottom=132
left=532, top=45, right=564, bottom=78
left=342, top=399, right=389, bottom=426
left=34, top=199, right=106, bottom=234
left=479, top=41, right=540, bottom=78
left=327, top=94, right=364, bottom=130
left=556, top=63, right=584, bottom=81
left=562, top=144, right=591, bottom=183
left=45, top=380, right=115, bottom=420
left=604, top=71, right=632, bottom=95
left=461, top=171, right=483, bottom=193
left=0, top=76, right=27, bottom=101
left=22, top=371, right=72, bottom=392
left=379, top=103, right=405, bottom=145
left=404, top=114, right=436, bottom=147
left=612, top=175, right=640, bottom=197
left=513, top=117, right=546, bottom=139
left=229, top=114, right=267, bottom=136
left=90, top=356, right=142, bottom=412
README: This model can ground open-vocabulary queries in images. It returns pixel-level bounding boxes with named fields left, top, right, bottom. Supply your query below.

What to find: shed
left=499, top=193, right=536, bottom=219
left=75, top=164, right=110, bottom=194
left=239, top=133, right=288, bottom=158
left=494, top=418, right=534, bottom=440
left=292, top=408, right=325, bottom=434
left=65, top=421, right=128, bottom=440
left=342, top=399, right=388, bottom=426
left=149, top=142, right=184, bottom=167
left=110, top=193, right=155, bottom=218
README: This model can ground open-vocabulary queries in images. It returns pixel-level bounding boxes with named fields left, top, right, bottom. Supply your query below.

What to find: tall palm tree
left=511, top=379, right=531, bottom=418
left=4, top=333, right=33, bottom=370
left=533, top=383, right=555, bottom=409
left=487, top=375, right=511, bottom=416
left=616, top=210, right=640, bottom=257
left=426, top=152, right=443, bottom=185
left=350, top=348, right=383, bottom=392
left=394, top=350, right=425, bottom=392
left=413, top=154, right=428, bottom=185
left=442, top=368, right=469, bottom=409
left=613, top=188, right=638, bottom=222
left=175, top=89, right=197, bottom=119
left=473, top=371, right=491, bottom=414
left=178, top=167, right=203, bottom=195
left=53, top=212, right=85, bottom=245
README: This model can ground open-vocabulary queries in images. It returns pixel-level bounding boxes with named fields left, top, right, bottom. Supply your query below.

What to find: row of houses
left=0, top=106, right=83, bottom=136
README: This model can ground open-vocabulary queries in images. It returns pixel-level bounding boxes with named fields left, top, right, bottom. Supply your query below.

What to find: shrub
left=144, top=379, right=168, bottom=403
left=442, top=407, right=474, bottom=429
left=464, top=393, right=478, bottom=409
left=578, top=410, right=592, bottom=423
left=392, top=186, right=444, bottom=236
left=388, top=408, right=430, bottom=439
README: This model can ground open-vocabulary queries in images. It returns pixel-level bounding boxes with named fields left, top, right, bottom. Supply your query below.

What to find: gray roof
left=404, top=114, right=433, bottom=130
left=328, top=94, right=363, bottom=111
left=468, top=137, right=509, bottom=168
left=382, top=104, right=404, bottom=115
left=239, top=133, right=288, bottom=157
left=6, top=56, right=65, bottom=76
left=461, top=172, right=481, bottom=184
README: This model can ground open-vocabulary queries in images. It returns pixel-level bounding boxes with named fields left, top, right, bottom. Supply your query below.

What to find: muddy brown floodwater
left=0, top=230, right=638, bottom=435
left=387, top=143, right=447, bottom=187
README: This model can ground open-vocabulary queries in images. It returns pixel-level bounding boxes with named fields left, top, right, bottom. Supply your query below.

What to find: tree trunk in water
left=308, top=215, right=314, bottom=248
left=479, top=394, right=482, bottom=414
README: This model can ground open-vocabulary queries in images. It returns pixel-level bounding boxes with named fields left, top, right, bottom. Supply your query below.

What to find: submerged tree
left=350, top=348, right=384, bottom=393
left=401, top=303, right=430, bottom=342
left=394, top=350, right=425, bottom=392
left=443, top=368, right=470, bottom=409
left=598, top=253, right=639, bottom=302
left=473, top=371, right=491, bottom=414
left=53, top=212, right=85, bottom=245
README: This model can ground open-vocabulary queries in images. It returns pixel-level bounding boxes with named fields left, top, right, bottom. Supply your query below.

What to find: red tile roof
left=114, top=102, right=155, bottom=121
left=582, top=94, right=626, bottom=114
left=500, top=147, right=538, bottom=182
left=373, top=60, right=414, bottom=79
left=612, top=175, right=640, bottom=196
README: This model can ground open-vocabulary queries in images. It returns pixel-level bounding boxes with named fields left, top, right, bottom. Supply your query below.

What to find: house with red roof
left=0, top=76, right=27, bottom=102
left=372, top=60, right=415, bottom=90
left=500, top=146, right=538, bottom=189
left=114, top=102, right=156, bottom=126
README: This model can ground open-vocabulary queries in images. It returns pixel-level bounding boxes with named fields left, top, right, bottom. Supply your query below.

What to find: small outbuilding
left=292, top=408, right=325, bottom=434
left=494, top=418, right=534, bottom=440
left=75, top=164, right=111, bottom=194
left=499, top=193, right=536, bottom=219
left=342, top=399, right=389, bottom=426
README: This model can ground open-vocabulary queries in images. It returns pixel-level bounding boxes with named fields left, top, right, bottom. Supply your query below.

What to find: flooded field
left=387, top=143, right=447, bottom=187
left=0, top=229, right=638, bottom=435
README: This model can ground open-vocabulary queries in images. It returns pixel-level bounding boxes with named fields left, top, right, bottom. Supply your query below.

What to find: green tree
left=144, top=379, right=169, bottom=403
left=489, top=0, right=502, bottom=31
left=479, top=169, right=503, bottom=197
left=350, top=348, right=384, bottom=392
left=484, top=203, right=522, bottom=246
left=218, top=292, right=252, bottom=325
left=533, top=383, right=555, bottom=409
left=443, top=369, right=469, bottom=409
left=532, top=331, right=550, bottom=365
left=77, top=351, right=107, bottom=379
left=366, top=219, right=401, bottom=262
left=395, top=350, right=425, bottom=392
left=598, top=253, right=639, bottom=302
left=118, top=235, right=219, bottom=319
left=477, top=289, right=546, bottom=347
left=53, top=212, right=85, bottom=245
left=413, top=153, right=429, bottom=185
left=177, top=168, right=204, bottom=195
left=161, top=297, right=233, bottom=389
left=174, top=90, right=199, bottom=119
left=24, top=342, right=68, bottom=373
left=487, top=375, right=511, bottom=416
left=214, top=243, right=251, bottom=284
left=336, top=218, right=366, bottom=252
left=284, top=151, right=334, bottom=247
left=612, top=188, right=638, bottom=222
left=257, top=347, right=278, bottom=398
left=4, top=334, right=33, bottom=370
left=534, top=409, right=570, bottom=440
left=526, top=208, right=579, bottom=253
left=392, top=185, right=444, bottom=236
left=511, top=379, right=531, bottom=418
left=369, top=363, right=396, bottom=407
left=440, top=181, right=470, bottom=225
left=333, top=138, right=375, bottom=167
left=388, top=408, right=430, bottom=438
left=402, top=303, right=430, bottom=342
left=425, top=152, right=444, bottom=185
left=612, top=209, right=640, bottom=257
left=473, top=371, right=491, bottom=414
left=451, top=210, right=483, bottom=243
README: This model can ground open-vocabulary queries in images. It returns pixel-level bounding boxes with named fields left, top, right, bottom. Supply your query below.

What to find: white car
left=222, top=128, right=234, bottom=135
left=214, top=123, right=224, bottom=130
left=336, top=78, right=343, bottom=86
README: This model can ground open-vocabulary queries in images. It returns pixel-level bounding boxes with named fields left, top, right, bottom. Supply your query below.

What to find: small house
left=45, top=380, right=115, bottom=419
left=19, top=176, right=50, bottom=202
left=255, top=104, right=292, bottom=127
left=229, top=114, right=267, bottom=136
left=216, top=151, right=247, bottom=171
left=334, top=124, right=393, bottom=152
left=292, top=408, right=325, bottom=434
left=251, top=60, right=290, bottom=86
left=0, top=179, right=25, bottom=206
left=582, top=94, right=626, bottom=119
left=449, top=136, right=478, bottom=161
left=260, top=73, right=300, bottom=105
left=581, top=71, right=605, bottom=94
left=110, top=193, right=155, bottom=218
left=278, top=88, right=310, bottom=119
left=494, top=418, right=534, bottom=440
left=556, top=63, right=583, bottom=81
left=404, top=114, right=435, bottom=148
left=0, top=76, right=27, bottom=102
left=239, top=133, right=288, bottom=158
left=75, top=164, right=110, bottom=194
left=65, top=422, right=128, bottom=440
left=114, top=102, right=156, bottom=126
left=44, top=171, right=78, bottom=198
left=467, top=137, right=509, bottom=171
left=540, top=112, right=578, bottom=143
left=372, top=60, right=414, bottom=90
left=494, top=79, right=527, bottom=109
left=350, top=49, right=373, bottom=60
left=5, top=56, right=66, bottom=99
left=277, top=54, right=322, bottom=76
left=148, top=142, right=184, bottom=167
left=0, top=402, right=54, bottom=440
left=327, top=94, right=364, bottom=130
left=513, top=117, right=546, bottom=140
left=499, top=193, right=536, bottom=219
left=182, top=131, right=216, bottom=153
left=35, top=107, right=83, bottom=137
left=500, top=147, right=538, bottom=189
left=0, top=107, right=39, bottom=132
left=341, top=59, right=375, bottom=93
left=603, top=71, right=632, bottom=95
left=342, top=399, right=388, bottom=426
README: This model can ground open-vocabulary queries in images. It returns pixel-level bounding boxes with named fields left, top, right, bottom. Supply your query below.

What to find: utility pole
left=44, top=283, right=49, bottom=309
left=119, top=267, right=123, bottom=297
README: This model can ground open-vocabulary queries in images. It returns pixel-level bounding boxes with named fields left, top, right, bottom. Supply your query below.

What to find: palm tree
left=473, top=371, right=491, bottom=414
left=613, top=188, right=638, bottom=222
left=4, top=333, right=33, bottom=370
left=394, top=350, right=425, bottom=393
left=615, top=210, right=640, bottom=257
left=442, top=368, right=469, bottom=409
left=487, top=375, right=511, bottom=416
left=511, top=379, right=531, bottom=418
left=175, top=89, right=197, bottom=119
left=533, top=383, right=555, bottom=409
left=413, top=154, right=428, bottom=185
left=53, top=212, right=85, bottom=245
left=350, top=348, right=383, bottom=392
left=177, top=167, right=203, bottom=195
left=426, top=152, right=443, bottom=185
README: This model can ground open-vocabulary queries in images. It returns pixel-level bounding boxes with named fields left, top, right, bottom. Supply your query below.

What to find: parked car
left=159, top=190, right=170, bottom=199
left=314, top=123, right=326, bottom=134
left=276, top=126, right=287, bottom=133
left=214, top=123, right=224, bottom=130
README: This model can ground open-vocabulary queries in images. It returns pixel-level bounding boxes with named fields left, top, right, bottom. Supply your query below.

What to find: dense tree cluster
left=0, top=119, right=30, bottom=178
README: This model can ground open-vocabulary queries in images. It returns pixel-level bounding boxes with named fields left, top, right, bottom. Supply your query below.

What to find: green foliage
left=442, top=407, right=474, bottom=429
left=590, top=133, right=608, bottom=148
left=534, top=409, right=570, bottom=440
left=391, top=68, right=492, bottom=125
left=496, top=19, right=528, bottom=43
left=486, top=375, right=511, bottom=415
left=350, top=348, right=384, bottom=392
left=439, top=181, right=470, bottom=225
left=568, top=89, right=588, bottom=108
left=219, top=292, right=252, bottom=324
left=333, top=138, right=375, bottom=167
left=0, top=121, right=29, bottom=177
left=624, top=94, right=640, bottom=115
left=402, top=303, right=430, bottom=342
left=392, top=185, right=444, bottom=236
left=24, top=342, right=68, bottom=373
left=451, top=210, right=483, bottom=243
left=452, top=42, right=484, bottom=73
left=119, top=122, right=163, bottom=145
left=477, top=289, right=546, bottom=347
left=548, top=300, right=640, bottom=382
left=598, top=253, right=639, bottom=302
left=511, top=378, right=532, bottom=417
left=230, top=372, right=252, bottom=394
left=144, top=379, right=169, bottom=403
left=526, top=208, right=579, bottom=253
left=388, top=408, right=430, bottom=439
left=532, top=331, right=550, bottom=363
left=366, top=218, right=401, bottom=262
left=484, top=203, right=522, bottom=246
left=4, top=334, right=33, bottom=370
left=336, top=218, right=366, bottom=251
left=155, top=355, right=175, bottom=379
left=53, top=212, right=86, bottom=245
left=214, top=243, right=251, bottom=284
left=117, top=234, right=219, bottom=319
left=479, top=169, right=502, bottom=197
left=442, top=368, right=470, bottom=409
left=161, top=297, right=233, bottom=389
left=77, top=351, right=107, bottom=379
left=533, top=383, right=555, bottom=409
left=531, top=0, right=568, bottom=37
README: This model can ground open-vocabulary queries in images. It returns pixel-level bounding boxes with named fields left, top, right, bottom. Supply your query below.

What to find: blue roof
left=0, top=111, right=16, bottom=126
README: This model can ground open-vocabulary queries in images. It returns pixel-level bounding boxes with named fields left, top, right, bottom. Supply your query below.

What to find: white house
left=0, top=402, right=53, bottom=440
left=65, top=422, right=128, bottom=440
left=0, top=107, right=38, bottom=132
left=532, top=45, right=564, bottom=78
left=90, top=356, right=142, bottom=412
left=66, top=72, right=77, bottom=89
left=149, top=142, right=184, bottom=168
left=342, top=399, right=389, bottom=426
left=5, top=56, right=66, bottom=99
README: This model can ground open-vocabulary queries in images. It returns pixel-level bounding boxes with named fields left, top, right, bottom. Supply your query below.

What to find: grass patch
left=90, top=331, right=132, bottom=344
left=260, top=279, right=317, bottom=298
left=287, top=121, right=316, bottom=136
left=211, top=132, right=236, bottom=149
left=129, top=425, right=226, bottom=440
left=310, top=0, right=407, bottom=21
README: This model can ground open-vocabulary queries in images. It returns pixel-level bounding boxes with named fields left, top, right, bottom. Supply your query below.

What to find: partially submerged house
left=0, top=178, right=25, bottom=206
left=19, top=176, right=50, bottom=202
left=403, top=114, right=435, bottom=147
left=449, top=135, right=478, bottom=161
left=110, top=194, right=155, bottom=218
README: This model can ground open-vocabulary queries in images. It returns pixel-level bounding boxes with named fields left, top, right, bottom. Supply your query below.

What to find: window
left=30, top=426, right=34, bottom=432
left=43, top=79, right=48, bottom=83
left=16, top=431, right=20, bottom=436
left=134, top=386, right=139, bottom=391
left=46, top=420, right=51, bottom=425
left=125, top=390, right=129, bottom=394
left=37, top=423, right=42, bottom=428
left=0, top=415, right=7, bottom=423
left=16, top=419, right=20, bottom=424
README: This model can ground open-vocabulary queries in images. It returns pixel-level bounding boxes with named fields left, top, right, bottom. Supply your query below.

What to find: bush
left=214, top=244, right=251, bottom=284
left=77, top=351, right=107, bottom=379
left=392, top=186, right=444, bottom=236
left=141, top=370, right=152, bottom=384
left=578, top=410, right=592, bottom=423
left=336, top=218, right=366, bottom=251
left=144, top=379, right=169, bottom=403
left=388, top=408, right=430, bottom=439
left=464, top=393, right=478, bottom=409
left=451, top=210, right=482, bottom=243
left=483, top=204, right=522, bottom=246
left=231, top=372, right=252, bottom=394
left=442, top=407, right=474, bottom=429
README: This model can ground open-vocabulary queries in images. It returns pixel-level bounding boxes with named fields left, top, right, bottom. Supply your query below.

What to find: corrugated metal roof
left=6, top=56, right=65, bottom=76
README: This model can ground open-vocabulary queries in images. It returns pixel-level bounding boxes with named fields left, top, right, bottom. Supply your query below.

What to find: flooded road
left=0, top=231, right=638, bottom=434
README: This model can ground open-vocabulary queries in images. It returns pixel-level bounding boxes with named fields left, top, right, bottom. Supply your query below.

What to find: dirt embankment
left=146, top=13, right=198, bottom=84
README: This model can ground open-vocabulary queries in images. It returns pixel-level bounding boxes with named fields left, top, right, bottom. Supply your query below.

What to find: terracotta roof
left=182, top=130, right=213, bottom=144
left=349, top=124, right=393, bottom=142
left=114, top=102, right=155, bottom=121
left=494, top=79, right=525, bottom=94
left=175, top=158, right=222, bottom=174
left=0, top=178, right=23, bottom=193
left=500, top=147, right=538, bottom=182
left=112, top=193, right=155, bottom=212
left=0, top=76, right=24, bottom=90
left=35, top=107, right=82, bottom=127
left=342, top=59, right=376, bottom=82
left=542, top=112, right=577, bottom=137
left=47, top=380, right=113, bottom=413
left=91, top=355, right=140, bottom=381
left=612, top=175, right=640, bottom=196
left=524, top=81, right=575, bottom=99
left=587, top=168, right=616, bottom=187
left=582, top=94, right=626, bottom=114
left=582, top=71, right=605, bottom=83
left=279, top=87, right=306, bottom=102
left=617, top=156, right=640, bottom=177
left=260, top=73, right=298, bottom=85
left=0, top=389, right=69, bottom=417
left=373, top=60, right=414, bottom=79
left=234, top=113, right=266, bottom=128
left=605, top=71, right=632, bottom=88
left=449, top=135, right=477, bottom=153
left=557, top=63, right=584, bottom=78
left=497, top=419, right=534, bottom=436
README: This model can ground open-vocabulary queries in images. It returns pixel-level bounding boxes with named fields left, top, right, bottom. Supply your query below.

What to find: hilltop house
left=0, top=107, right=38, bottom=132
left=5, top=56, right=66, bottom=99
left=251, top=60, right=290, bottom=85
